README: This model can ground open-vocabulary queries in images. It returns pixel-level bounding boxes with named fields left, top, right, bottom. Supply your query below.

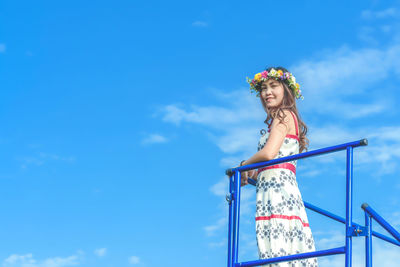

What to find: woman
left=239, top=67, right=318, bottom=267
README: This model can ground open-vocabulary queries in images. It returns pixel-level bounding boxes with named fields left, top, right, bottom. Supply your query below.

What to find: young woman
left=239, top=67, right=318, bottom=266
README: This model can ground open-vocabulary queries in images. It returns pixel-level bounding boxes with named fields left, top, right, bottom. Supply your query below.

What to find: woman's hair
left=262, top=66, right=309, bottom=153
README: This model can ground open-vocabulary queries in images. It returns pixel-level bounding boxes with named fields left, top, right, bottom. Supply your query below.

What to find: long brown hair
left=261, top=67, right=309, bottom=153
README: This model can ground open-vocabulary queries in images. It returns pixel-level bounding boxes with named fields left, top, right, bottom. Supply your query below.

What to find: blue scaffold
left=225, top=138, right=400, bottom=267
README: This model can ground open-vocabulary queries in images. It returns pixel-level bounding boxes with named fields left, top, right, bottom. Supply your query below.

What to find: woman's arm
left=245, top=117, right=288, bottom=164
left=240, top=112, right=290, bottom=185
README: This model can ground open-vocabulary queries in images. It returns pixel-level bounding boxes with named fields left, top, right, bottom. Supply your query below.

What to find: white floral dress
left=256, top=111, right=318, bottom=267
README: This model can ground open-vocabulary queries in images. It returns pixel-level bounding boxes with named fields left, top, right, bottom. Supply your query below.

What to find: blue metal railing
left=361, top=203, right=400, bottom=267
left=225, top=138, right=400, bottom=267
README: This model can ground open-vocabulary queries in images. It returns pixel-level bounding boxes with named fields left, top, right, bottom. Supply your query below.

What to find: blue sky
left=1, top=0, right=400, bottom=266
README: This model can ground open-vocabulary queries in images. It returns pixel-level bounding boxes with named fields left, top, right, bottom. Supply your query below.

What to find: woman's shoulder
left=274, top=109, right=293, bottom=124
left=273, top=109, right=296, bottom=135
left=282, top=108, right=295, bottom=116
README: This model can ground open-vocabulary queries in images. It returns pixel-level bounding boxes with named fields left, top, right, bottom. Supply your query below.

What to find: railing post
left=227, top=174, right=234, bottom=267
left=365, top=212, right=372, bottom=267
left=346, top=146, right=353, bottom=267
left=231, top=170, right=242, bottom=266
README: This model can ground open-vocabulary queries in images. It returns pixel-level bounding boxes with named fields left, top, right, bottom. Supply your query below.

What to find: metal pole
left=345, top=146, right=353, bottom=267
left=231, top=170, right=242, bottom=265
left=365, top=212, right=372, bottom=267
left=227, top=175, right=234, bottom=267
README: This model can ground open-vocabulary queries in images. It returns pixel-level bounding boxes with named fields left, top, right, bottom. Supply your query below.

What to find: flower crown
left=246, top=68, right=304, bottom=100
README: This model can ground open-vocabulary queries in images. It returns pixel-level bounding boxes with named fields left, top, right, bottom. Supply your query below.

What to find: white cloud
left=306, top=124, right=400, bottom=177
left=161, top=90, right=264, bottom=164
left=358, top=26, right=379, bottom=45
left=388, top=211, right=400, bottom=227
left=215, top=127, right=260, bottom=154
left=192, top=21, right=208, bottom=27
left=93, top=248, right=106, bottom=257
left=128, top=256, right=140, bottom=265
left=220, top=156, right=242, bottom=168
left=381, top=25, right=392, bottom=33
left=361, top=8, right=399, bottom=19
left=209, top=176, right=228, bottom=197
left=162, top=104, right=252, bottom=128
left=208, top=239, right=226, bottom=248
left=3, top=254, right=36, bottom=266
left=0, top=43, right=6, bottom=53
left=2, top=252, right=81, bottom=267
left=38, top=153, right=75, bottom=161
left=307, top=124, right=358, bottom=148
left=162, top=90, right=263, bottom=128
left=204, top=217, right=227, bottom=237
left=141, top=134, right=168, bottom=145
left=19, top=152, right=76, bottom=169
left=291, top=45, right=400, bottom=118
left=39, top=256, right=79, bottom=267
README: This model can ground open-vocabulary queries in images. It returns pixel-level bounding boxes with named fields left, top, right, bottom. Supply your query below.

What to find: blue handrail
left=226, top=139, right=367, bottom=176
left=225, top=138, right=400, bottom=267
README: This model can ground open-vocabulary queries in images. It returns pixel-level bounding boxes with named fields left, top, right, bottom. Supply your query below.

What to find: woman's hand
left=242, top=169, right=257, bottom=186
left=238, top=161, right=257, bottom=186
left=241, top=170, right=249, bottom=186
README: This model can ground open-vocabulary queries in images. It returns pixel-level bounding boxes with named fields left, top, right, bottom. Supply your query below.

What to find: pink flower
left=261, top=71, right=268, bottom=78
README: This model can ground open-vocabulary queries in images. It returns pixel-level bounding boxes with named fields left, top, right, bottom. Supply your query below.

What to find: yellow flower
left=254, top=73, right=262, bottom=81
left=295, top=83, right=300, bottom=89
left=277, top=70, right=283, bottom=76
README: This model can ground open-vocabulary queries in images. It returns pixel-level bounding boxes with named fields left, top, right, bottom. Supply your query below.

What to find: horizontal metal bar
left=370, top=228, right=400, bottom=247
left=236, top=246, right=345, bottom=267
left=362, top=203, right=400, bottom=243
left=226, top=139, right=367, bottom=176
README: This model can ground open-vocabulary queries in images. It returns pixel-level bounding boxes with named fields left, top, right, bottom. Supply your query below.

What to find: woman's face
left=260, top=79, right=285, bottom=109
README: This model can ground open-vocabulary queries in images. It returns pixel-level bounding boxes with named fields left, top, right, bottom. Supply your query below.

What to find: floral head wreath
left=246, top=68, right=304, bottom=100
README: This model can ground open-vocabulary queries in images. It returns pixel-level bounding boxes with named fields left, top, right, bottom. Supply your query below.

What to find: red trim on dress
left=286, top=134, right=299, bottom=141
left=267, top=128, right=298, bottom=140
left=255, top=214, right=310, bottom=227
left=257, top=162, right=296, bottom=175
left=289, top=111, right=299, bottom=136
